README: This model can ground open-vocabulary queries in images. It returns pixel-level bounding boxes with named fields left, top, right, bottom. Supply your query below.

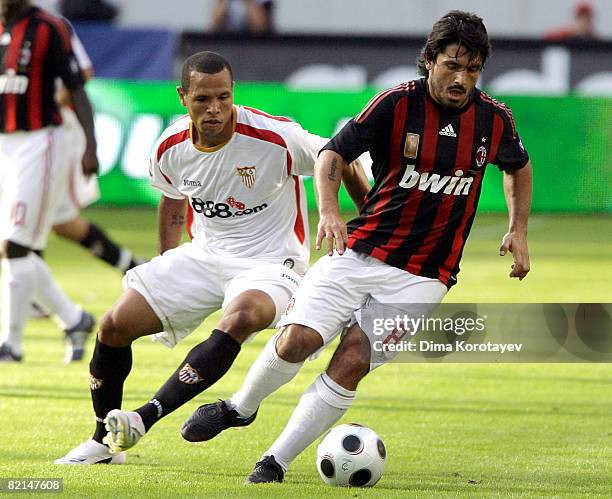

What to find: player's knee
left=328, top=332, right=370, bottom=388
left=218, top=308, right=265, bottom=341
left=276, top=325, right=323, bottom=363
left=333, top=350, right=369, bottom=385
left=98, top=310, right=132, bottom=347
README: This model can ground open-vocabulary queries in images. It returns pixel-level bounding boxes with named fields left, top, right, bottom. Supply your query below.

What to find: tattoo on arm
left=327, top=158, right=338, bottom=181
left=170, top=214, right=185, bottom=227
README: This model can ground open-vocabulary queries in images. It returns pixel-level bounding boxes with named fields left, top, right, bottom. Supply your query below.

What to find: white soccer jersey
left=149, top=106, right=326, bottom=275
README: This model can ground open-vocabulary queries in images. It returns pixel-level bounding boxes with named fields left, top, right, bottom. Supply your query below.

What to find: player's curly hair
left=417, top=11, right=491, bottom=76
left=181, top=51, right=234, bottom=90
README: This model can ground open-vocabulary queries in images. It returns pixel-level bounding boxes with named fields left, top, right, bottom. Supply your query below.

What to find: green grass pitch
left=0, top=208, right=610, bottom=498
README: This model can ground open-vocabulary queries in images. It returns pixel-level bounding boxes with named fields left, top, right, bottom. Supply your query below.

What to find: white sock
left=30, top=253, right=80, bottom=330
left=265, top=373, right=356, bottom=471
left=0, top=255, right=36, bottom=355
left=230, top=332, right=303, bottom=418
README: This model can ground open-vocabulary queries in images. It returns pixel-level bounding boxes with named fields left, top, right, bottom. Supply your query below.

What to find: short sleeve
left=492, top=109, right=529, bottom=172
left=282, top=122, right=328, bottom=177
left=49, top=19, right=84, bottom=90
left=48, top=20, right=83, bottom=90
left=322, top=90, right=396, bottom=164
left=148, top=152, right=185, bottom=200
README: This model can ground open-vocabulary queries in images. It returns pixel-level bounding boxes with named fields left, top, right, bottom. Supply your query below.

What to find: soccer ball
left=316, top=423, right=386, bottom=487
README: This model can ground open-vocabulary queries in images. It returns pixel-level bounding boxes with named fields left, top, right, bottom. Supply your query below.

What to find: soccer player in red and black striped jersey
left=0, top=0, right=98, bottom=363
left=330, top=50, right=530, bottom=288
left=180, top=11, right=533, bottom=484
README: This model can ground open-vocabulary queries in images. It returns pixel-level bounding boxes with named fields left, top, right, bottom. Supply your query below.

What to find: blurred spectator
left=211, top=0, right=274, bottom=35
left=32, top=0, right=60, bottom=14
left=60, top=0, right=121, bottom=22
left=545, top=2, right=597, bottom=40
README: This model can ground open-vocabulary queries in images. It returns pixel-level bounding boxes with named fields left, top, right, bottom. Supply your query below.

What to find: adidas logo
left=439, top=124, right=457, bottom=137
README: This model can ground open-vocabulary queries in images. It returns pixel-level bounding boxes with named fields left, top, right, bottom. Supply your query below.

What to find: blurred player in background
left=55, top=51, right=369, bottom=464
left=0, top=0, right=98, bottom=363
left=181, top=11, right=533, bottom=484
left=60, top=0, right=121, bottom=23
left=49, top=26, right=145, bottom=274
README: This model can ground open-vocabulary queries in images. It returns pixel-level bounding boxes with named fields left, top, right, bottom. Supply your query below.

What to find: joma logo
left=398, top=165, right=473, bottom=196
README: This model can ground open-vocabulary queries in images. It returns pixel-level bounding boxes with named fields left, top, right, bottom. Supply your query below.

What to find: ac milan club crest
left=178, top=363, right=203, bottom=384
left=475, top=145, right=488, bottom=169
left=19, top=42, right=31, bottom=67
left=236, top=166, right=256, bottom=188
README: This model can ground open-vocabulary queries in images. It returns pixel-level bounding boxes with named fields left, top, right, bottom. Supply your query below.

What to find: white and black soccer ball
left=316, top=423, right=386, bottom=487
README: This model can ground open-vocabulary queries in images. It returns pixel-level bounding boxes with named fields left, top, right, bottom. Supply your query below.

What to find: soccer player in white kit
left=28, top=24, right=143, bottom=330
left=55, top=51, right=369, bottom=464
left=0, top=0, right=98, bottom=363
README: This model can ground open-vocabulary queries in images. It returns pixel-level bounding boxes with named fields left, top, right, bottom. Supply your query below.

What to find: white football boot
left=103, top=410, right=145, bottom=454
left=54, top=439, right=126, bottom=465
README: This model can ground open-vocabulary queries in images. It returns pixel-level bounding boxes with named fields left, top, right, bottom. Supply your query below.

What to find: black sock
left=135, top=330, right=240, bottom=431
left=32, top=249, right=43, bottom=258
left=80, top=223, right=122, bottom=268
left=89, top=338, right=133, bottom=443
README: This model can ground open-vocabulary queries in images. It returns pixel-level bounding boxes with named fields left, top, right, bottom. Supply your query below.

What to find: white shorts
left=0, top=126, right=69, bottom=250
left=53, top=108, right=100, bottom=225
left=277, top=249, right=448, bottom=368
left=123, top=242, right=302, bottom=348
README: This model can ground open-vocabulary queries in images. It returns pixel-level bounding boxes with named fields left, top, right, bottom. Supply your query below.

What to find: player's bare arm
left=158, top=196, right=188, bottom=254
left=341, top=158, right=371, bottom=212
left=56, top=67, right=94, bottom=108
left=500, top=160, right=532, bottom=280
left=70, top=86, right=99, bottom=176
left=315, top=150, right=348, bottom=255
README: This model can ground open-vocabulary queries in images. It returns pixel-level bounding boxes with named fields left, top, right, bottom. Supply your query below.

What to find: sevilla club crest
left=236, top=166, right=256, bottom=188
left=178, top=363, right=203, bottom=384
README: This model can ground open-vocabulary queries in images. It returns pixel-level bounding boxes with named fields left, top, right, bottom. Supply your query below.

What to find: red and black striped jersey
left=0, top=7, right=83, bottom=132
left=324, top=78, right=529, bottom=288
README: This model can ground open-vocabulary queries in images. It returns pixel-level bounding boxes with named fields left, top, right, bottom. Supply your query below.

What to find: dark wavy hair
left=417, top=11, right=491, bottom=76
left=181, top=51, right=234, bottom=91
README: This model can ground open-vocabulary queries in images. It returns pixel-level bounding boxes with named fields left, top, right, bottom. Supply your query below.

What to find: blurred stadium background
left=1, top=1, right=610, bottom=496
left=37, top=0, right=612, bottom=214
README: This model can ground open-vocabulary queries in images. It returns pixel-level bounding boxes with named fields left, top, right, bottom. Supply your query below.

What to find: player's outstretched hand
left=316, top=210, right=348, bottom=256
left=499, top=231, right=530, bottom=280
left=81, top=146, right=99, bottom=176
